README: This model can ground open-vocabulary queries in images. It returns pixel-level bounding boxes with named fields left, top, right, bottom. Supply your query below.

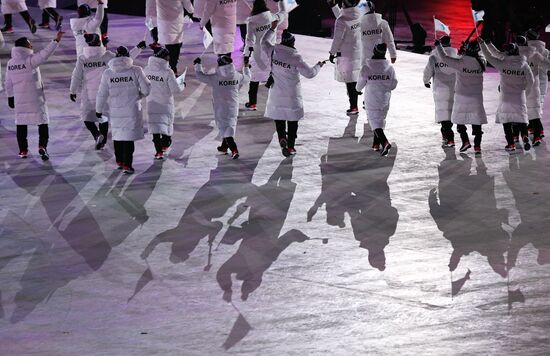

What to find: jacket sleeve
left=536, top=52, right=550, bottom=71
left=86, top=3, right=105, bottom=31
left=96, top=72, right=110, bottom=113
left=423, top=55, right=435, bottom=84
left=524, top=63, right=535, bottom=90
left=167, top=71, right=184, bottom=94
left=436, top=44, right=462, bottom=72
left=30, top=40, right=59, bottom=68
left=194, top=63, right=215, bottom=85
left=4, top=67, right=13, bottom=97
left=245, top=18, right=255, bottom=49
left=390, top=66, right=398, bottom=90
left=70, top=60, right=85, bottom=95
left=183, top=0, right=195, bottom=14
left=382, top=21, right=397, bottom=59
left=239, top=66, right=251, bottom=89
left=480, top=41, right=504, bottom=69
left=200, top=0, right=217, bottom=27
left=129, top=46, right=142, bottom=59
left=261, top=29, right=276, bottom=60
left=296, top=57, right=321, bottom=79
left=136, top=67, right=152, bottom=97
left=356, top=68, right=366, bottom=92
left=329, top=19, right=346, bottom=54
left=277, top=0, right=288, bottom=21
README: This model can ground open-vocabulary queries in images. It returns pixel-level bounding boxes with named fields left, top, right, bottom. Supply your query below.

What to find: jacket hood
left=528, top=40, right=547, bottom=51
left=362, top=12, right=382, bottom=26
left=364, top=58, right=390, bottom=70
left=340, top=6, right=361, bottom=20
left=147, top=56, right=170, bottom=71
left=216, top=63, right=236, bottom=77
left=11, top=46, right=33, bottom=59
left=109, top=56, right=133, bottom=72
left=83, top=45, right=106, bottom=59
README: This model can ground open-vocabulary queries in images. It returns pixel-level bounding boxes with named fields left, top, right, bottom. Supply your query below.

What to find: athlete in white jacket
left=243, top=0, right=286, bottom=110
left=78, top=0, right=109, bottom=43
left=261, top=25, right=324, bottom=157
left=423, top=35, right=458, bottom=147
left=200, top=0, right=238, bottom=56
left=144, top=48, right=185, bottom=160
left=360, top=1, right=396, bottom=65
left=526, top=28, right=550, bottom=140
left=70, top=0, right=105, bottom=57
left=156, top=0, right=197, bottom=74
left=356, top=43, right=397, bottom=157
left=329, top=0, right=362, bottom=115
left=436, top=40, right=487, bottom=154
left=236, top=0, right=253, bottom=46
left=5, top=32, right=64, bottom=160
left=1, top=0, right=37, bottom=34
left=516, top=35, right=550, bottom=146
left=37, top=0, right=63, bottom=30
left=480, top=40, right=534, bottom=153
left=194, top=55, right=250, bottom=159
left=96, top=47, right=151, bottom=174
left=70, top=34, right=146, bottom=150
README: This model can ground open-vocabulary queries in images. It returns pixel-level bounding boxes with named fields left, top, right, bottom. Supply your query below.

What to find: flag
left=546, top=24, right=550, bottom=33
left=203, top=27, right=213, bottom=49
left=472, top=10, right=485, bottom=23
left=285, top=0, right=298, bottom=12
left=434, top=17, right=451, bottom=35
left=176, top=67, right=188, bottom=91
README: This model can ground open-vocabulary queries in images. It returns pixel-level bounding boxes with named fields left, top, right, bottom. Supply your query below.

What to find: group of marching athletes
left=2, top=0, right=549, bottom=175
left=424, top=29, right=550, bottom=154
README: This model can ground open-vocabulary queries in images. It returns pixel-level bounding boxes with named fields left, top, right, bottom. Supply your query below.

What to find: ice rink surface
left=1, top=9, right=550, bottom=355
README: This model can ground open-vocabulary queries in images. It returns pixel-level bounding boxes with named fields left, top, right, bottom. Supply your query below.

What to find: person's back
left=360, top=1, right=396, bottom=64
left=70, top=2, right=104, bottom=57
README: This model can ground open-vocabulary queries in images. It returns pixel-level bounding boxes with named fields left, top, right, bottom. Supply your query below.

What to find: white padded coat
left=4, top=41, right=59, bottom=126
left=194, top=62, right=250, bottom=139
left=330, top=6, right=362, bottom=83
left=356, top=59, right=397, bottom=130
left=70, top=4, right=104, bottom=57
left=436, top=44, right=488, bottom=125
left=261, top=29, right=321, bottom=121
left=144, top=56, right=184, bottom=135
left=200, top=0, right=238, bottom=55
left=423, top=47, right=458, bottom=123
left=480, top=42, right=534, bottom=124
left=96, top=57, right=151, bottom=141
left=156, top=0, right=194, bottom=45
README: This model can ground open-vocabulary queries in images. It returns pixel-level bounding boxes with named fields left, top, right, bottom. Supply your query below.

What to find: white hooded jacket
left=1, top=0, right=27, bottom=14
left=261, top=29, right=321, bottom=121
left=481, top=42, right=534, bottom=124
left=330, top=6, right=362, bottom=83
left=157, top=0, right=194, bottom=45
left=423, top=47, right=458, bottom=123
left=4, top=41, right=59, bottom=126
left=200, top=0, right=238, bottom=55
left=518, top=45, right=550, bottom=119
left=436, top=44, right=488, bottom=125
left=528, top=39, right=550, bottom=105
left=144, top=56, right=184, bottom=135
left=245, top=3, right=287, bottom=82
left=356, top=59, right=397, bottom=130
left=70, top=4, right=105, bottom=57
left=70, top=46, right=142, bottom=123
left=96, top=57, right=151, bottom=141
left=194, top=62, right=250, bottom=139
left=360, top=12, right=397, bottom=64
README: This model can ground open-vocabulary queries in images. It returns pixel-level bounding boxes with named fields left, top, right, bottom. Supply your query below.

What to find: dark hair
left=251, top=0, right=269, bottom=16
left=14, top=37, right=30, bottom=47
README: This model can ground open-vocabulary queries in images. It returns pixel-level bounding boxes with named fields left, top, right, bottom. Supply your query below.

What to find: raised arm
left=86, top=3, right=105, bottom=32
left=436, top=43, right=463, bottom=71
left=261, top=28, right=276, bottom=59
left=136, top=67, right=151, bottom=98
left=193, top=62, right=215, bottom=85
left=479, top=41, right=504, bottom=68
left=296, top=57, right=321, bottom=79
left=30, top=40, right=59, bottom=68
